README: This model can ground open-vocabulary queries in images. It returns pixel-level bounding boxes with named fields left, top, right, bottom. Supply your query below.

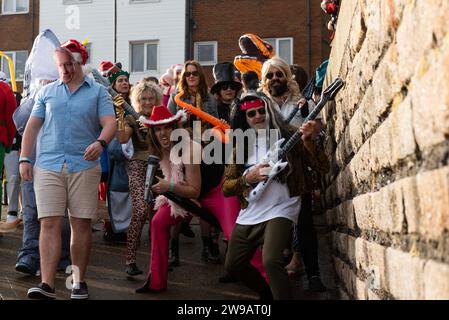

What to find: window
left=194, top=41, right=217, bottom=66
left=2, top=0, right=29, bottom=14
left=265, top=38, right=293, bottom=64
left=0, top=51, right=28, bottom=81
left=130, top=42, right=159, bottom=72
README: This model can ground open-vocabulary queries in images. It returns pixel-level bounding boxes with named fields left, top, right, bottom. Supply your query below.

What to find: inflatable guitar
left=245, top=77, right=345, bottom=202
left=285, top=76, right=317, bottom=124
left=174, top=92, right=230, bottom=144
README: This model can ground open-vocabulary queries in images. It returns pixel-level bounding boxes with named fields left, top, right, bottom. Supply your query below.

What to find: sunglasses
left=185, top=71, right=199, bottom=78
left=246, top=108, right=266, bottom=118
left=266, top=71, right=284, bottom=80
left=221, top=84, right=237, bottom=91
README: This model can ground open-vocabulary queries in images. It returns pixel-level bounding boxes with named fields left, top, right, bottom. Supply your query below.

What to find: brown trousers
left=225, top=217, right=293, bottom=299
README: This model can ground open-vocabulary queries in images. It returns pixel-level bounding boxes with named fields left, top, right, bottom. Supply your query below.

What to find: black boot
left=201, top=236, right=211, bottom=262
left=168, top=238, right=180, bottom=267
left=208, top=239, right=221, bottom=264
left=259, top=285, right=274, bottom=300
left=201, top=236, right=220, bottom=264
left=180, top=221, right=195, bottom=238
left=126, top=263, right=143, bottom=276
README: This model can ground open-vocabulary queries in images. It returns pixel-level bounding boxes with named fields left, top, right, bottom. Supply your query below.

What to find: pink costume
left=142, top=160, right=266, bottom=291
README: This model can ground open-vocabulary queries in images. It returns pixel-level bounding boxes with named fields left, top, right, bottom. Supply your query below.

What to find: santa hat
left=173, top=64, right=183, bottom=74
left=142, top=105, right=187, bottom=127
left=160, top=69, right=175, bottom=86
left=99, top=61, right=114, bottom=74
left=61, top=39, right=89, bottom=65
left=98, top=61, right=129, bottom=85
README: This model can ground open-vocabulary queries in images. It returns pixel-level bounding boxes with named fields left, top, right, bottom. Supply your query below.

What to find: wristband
left=96, top=139, right=107, bottom=149
left=19, top=156, right=32, bottom=164
left=169, top=181, right=175, bottom=193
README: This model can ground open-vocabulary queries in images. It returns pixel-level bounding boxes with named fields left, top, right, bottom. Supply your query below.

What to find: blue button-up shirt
left=31, top=76, right=115, bottom=173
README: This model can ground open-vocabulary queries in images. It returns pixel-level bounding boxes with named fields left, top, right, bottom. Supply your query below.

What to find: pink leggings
left=144, top=183, right=266, bottom=290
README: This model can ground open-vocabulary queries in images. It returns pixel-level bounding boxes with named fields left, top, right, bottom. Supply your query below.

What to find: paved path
left=0, top=205, right=338, bottom=300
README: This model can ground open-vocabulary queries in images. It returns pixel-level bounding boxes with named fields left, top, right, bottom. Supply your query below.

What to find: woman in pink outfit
left=136, top=105, right=201, bottom=292
left=136, top=104, right=265, bottom=293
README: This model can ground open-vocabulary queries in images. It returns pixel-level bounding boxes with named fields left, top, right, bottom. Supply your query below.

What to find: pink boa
left=154, top=161, right=189, bottom=219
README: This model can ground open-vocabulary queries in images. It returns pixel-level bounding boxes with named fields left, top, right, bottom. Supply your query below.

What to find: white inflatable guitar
left=245, top=77, right=345, bottom=202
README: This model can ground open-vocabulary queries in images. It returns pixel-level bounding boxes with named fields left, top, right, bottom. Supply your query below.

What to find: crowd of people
left=0, top=35, right=331, bottom=300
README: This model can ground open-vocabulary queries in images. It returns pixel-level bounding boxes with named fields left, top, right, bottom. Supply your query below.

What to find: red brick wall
left=0, top=0, right=39, bottom=92
left=191, top=0, right=331, bottom=86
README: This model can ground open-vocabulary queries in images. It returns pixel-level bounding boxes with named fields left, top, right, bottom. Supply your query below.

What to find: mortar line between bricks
left=324, top=140, right=449, bottom=209
left=328, top=227, right=449, bottom=265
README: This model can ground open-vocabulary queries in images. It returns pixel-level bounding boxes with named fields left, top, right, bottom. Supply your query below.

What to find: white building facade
left=39, top=0, right=186, bottom=84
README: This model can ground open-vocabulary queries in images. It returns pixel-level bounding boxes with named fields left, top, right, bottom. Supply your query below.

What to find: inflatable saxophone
left=174, top=92, right=230, bottom=144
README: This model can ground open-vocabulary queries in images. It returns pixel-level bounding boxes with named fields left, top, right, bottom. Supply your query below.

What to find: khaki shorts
left=34, top=164, right=101, bottom=220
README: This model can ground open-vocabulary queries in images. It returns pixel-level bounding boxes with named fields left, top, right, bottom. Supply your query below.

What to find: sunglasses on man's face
left=246, top=108, right=266, bottom=118
left=266, top=71, right=284, bottom=80
left=221, top=84, right=236, bottom=91
left=185, top=71, right=199, bottom=78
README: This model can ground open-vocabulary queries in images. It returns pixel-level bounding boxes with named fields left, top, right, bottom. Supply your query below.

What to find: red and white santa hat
left=61, top=39, right=89, bottom=65
left=141, top=105, right=187, bottom=127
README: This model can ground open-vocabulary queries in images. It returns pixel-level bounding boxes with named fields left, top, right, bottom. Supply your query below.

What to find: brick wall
left=0, top=0, right=39, bottom=92
left=323, top=0, right=449, bottom=299
left=192, top=0, right=330, bottom=86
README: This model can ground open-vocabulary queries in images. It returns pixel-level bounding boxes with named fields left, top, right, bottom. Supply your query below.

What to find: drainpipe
left=114, top=0, right=117, bottom=62
left=31, top=0, right=35, bottom=45
left=307, top=0, right=312, bottom=77
left=185, top=0, right=193, bottom=61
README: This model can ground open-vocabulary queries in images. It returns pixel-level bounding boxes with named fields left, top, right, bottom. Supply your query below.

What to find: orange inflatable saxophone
left=174, top=92, right=230, bottom=144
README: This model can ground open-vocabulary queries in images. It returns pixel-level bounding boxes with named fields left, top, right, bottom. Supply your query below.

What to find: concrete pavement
left=0, top=205, right=338, bottom=300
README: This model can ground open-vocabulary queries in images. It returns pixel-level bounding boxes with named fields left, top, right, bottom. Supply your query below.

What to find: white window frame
left=129, top=0, right=160, bottom=3
left=130, top=41, right=159, bottom=73
left=0, top=50, right=28, bottom=81
left=265, top=37, right=294, bottom=64
left=62, top=0, right=92, bottom=4
left=194, top=41, right=218, bottom=66
left=1, top=0, right=29, bottom=15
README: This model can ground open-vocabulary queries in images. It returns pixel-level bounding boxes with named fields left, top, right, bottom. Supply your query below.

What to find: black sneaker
left=27, top=283, right=56, bottom=300
left=308, top=276, right=327, bottom=292
left=126, top=263, right=143, bottom=276
left=71, top=282, right=89, bottom=300
left=15, top=262, right=33, bottom=275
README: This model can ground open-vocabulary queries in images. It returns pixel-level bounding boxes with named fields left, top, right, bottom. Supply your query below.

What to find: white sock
left=6, top=215, right=18, bottom=223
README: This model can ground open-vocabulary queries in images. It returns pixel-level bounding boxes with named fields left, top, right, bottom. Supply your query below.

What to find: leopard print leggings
left=126, top=159, right=151, bottom=265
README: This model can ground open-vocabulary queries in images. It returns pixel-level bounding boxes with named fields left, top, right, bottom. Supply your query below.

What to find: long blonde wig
left=260, top=56, right=300, bottom=101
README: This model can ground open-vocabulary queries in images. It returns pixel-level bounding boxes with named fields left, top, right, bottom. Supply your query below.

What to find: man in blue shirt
left=19, top=39, right=117, bottom=300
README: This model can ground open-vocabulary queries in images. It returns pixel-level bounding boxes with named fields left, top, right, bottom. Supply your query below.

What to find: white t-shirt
left=236, top=131, right=301, bottom=226
left=236, top=178, right=301, bottom=225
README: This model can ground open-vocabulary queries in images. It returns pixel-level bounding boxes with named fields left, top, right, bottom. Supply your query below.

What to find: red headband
left=240, top=98, right=265, bottom=110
